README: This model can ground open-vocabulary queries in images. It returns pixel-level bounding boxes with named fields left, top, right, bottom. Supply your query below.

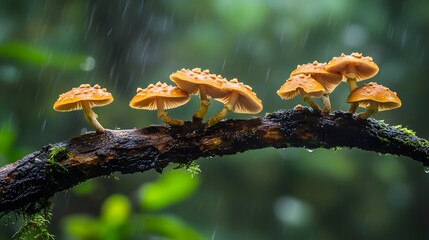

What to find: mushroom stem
left=303, top=96, right=321, bottom=112
left=193, top=86, right=211, bottom=121
left=347, top=77, right=359, bottom=113
left=81, top=101, right=105, bottom=133
left=199, top=85, right=208, bottom=101
left=157, top=110, right=184, bottom=126
left=207, top=106, right=229, bottom=127
left=347, top=78, right=357, bottom=92
left=348, top=102, right=359, bottom=113
left=193, top=99, right=210, bottom=122
left=156, top=99, right=184, bottom=126
left=357, top=102, right=378, bottom=119
left=207, top=92, right=239, bottom=127
left=321, top=94, right=331, bottom=114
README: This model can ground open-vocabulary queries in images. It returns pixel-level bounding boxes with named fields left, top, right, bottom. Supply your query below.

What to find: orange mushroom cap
left=277, top=74, right=325, bottom=100
left=170, top=68, right=228, bottom=98
left=290, top=61, right=343, bottom=93
left=347, top=82, right=402, bottom=111
left=53, top=84, right=113, bottom=112
left=325, top=52, right=379, bottom=81
left=214, top=78, right=263, bottom=114
left=129, top=82, right=191, bottom=110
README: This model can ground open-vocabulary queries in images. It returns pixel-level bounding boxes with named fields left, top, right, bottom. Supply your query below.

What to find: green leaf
left=73, top=180, right=96, bottom=196
left=100, top=194, right=131, bottom=227
left=62, top=215, right=100, bottom=239
left=139, top=170, right=199, bottom=211
left=0, top=42, right=93, bottom=71
left=141, top=214, right=204, bottom=240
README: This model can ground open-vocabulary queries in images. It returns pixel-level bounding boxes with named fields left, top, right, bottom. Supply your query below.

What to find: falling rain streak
left=1, top=0, right=429, bottom=239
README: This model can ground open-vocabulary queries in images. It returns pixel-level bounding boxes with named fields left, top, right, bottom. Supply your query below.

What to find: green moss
left=377, top=135, right=389, bottom=143
left=46, top=146, right=68, bottom=172
left=13, top=212, right=54, bottom=240
left=392, top=136, right=420, bottom=148
left=332, top=146, right=342, bottom=151
left=175, top=161, right=201, bottom=178
left=372, top=129, right=389, bottom=143
left=3, top=201, right=55, bottom=240
left=392, top=125, right=416, bottom=137
left=375, top=120, right=418, bottom=144
left=418, top=139, right=429, bottom=148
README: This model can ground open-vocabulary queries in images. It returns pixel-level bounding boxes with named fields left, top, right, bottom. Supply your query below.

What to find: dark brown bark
left=1, top=108, right=428, bottom=214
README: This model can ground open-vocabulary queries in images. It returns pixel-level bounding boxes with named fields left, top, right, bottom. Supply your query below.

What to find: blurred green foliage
left=1, top=0, right=429, bottom=239
left=62, top=170, right=202, bottom=240
left=140, top=168, right=199, bottom=211
left=0, top=42, right=92, bottom=71
left=140, top=215, right=203, bottom=240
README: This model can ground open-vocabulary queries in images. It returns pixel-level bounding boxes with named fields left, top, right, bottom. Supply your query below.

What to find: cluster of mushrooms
left=277, top=52, right=402, bottom=118
left=53, top=68, right=263, bottom=133
left=53, top=53, right=402, bottom=133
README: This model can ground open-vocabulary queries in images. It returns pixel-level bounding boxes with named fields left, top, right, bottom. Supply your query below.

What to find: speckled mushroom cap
left=325, top=52, right=379, bottom=80
left=170, top=68, right=228, bottom=98
left=347, top=82, right=402, bottom=111
left=53, top=84, right=114, bottom=112
left=277, top=74, right=325, bottom=100
left=213, top=78, right=263, bottom=114
left=129, top=82, right=191, bottom=110
left=290, top=61, right=343, bottom=93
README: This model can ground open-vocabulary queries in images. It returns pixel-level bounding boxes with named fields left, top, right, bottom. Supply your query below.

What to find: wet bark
left=1, top=108, right=428, bottom=213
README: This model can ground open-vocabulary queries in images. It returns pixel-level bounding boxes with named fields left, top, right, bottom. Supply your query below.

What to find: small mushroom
left=53, top=84, right=114, bottom=133
left=170, top=68, right=227, bottom=122
left=325, top=52, right=379, bottom=112
left=276, top=74, right=325, bottom=111
left=346, top=82, right=402, bottom=119
left=207, top=78, right=263, bottom=127
left=290, top=61, right=343, bottom=113
left=129, top=82, right=191, bottom=126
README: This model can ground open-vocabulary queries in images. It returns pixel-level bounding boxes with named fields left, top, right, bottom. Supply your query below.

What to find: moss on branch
left=0, top=108, right=428, bottom=214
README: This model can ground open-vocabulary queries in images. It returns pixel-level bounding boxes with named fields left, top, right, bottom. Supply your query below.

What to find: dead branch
left=1, top=108, right=428, bottom=213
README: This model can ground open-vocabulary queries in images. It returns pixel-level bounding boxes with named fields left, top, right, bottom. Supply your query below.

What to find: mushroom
left=346, top=82, right=402, bottom=119
left=207, top=78, right=263, bottom=127
left=129, top=82, right=191, bottom=126
left=290, top=61, right=343, bottom=113
left=53, top=84, right=114, bottom=133
left=276, top=74, right=325, bottom=111
left=325, top=52, right=379, bottom=112
left=170, top=68, right=227, bottom=122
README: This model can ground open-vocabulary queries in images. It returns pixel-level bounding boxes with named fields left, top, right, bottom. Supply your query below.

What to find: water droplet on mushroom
left=424, top=167, right=429, bottom=174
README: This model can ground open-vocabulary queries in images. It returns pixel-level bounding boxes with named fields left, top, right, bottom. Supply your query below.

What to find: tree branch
left=1, top=108, right=428, bottom=213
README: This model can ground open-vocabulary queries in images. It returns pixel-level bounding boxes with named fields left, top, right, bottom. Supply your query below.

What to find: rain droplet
left=80, top=56, right=96, bottom=72
left=424, top=167, right=429, bottom=174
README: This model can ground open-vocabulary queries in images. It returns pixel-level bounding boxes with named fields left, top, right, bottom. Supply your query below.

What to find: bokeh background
left=1, top=0, right=429, bottom=239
